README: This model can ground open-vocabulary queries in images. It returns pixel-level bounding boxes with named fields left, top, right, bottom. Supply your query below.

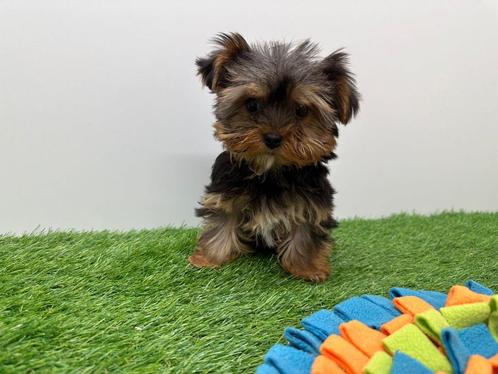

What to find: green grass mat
left=1, top=212, right=497, bottom=373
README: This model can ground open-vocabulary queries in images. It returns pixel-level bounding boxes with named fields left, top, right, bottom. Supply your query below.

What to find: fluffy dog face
left=196, top=33, right=359, bottom=174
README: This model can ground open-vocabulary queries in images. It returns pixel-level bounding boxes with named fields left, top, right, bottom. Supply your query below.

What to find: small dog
left=189, top=33, right=359, bottom=282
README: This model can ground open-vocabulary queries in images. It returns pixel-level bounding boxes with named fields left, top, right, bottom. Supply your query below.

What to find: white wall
left=1, top=0, right=497, bottom=233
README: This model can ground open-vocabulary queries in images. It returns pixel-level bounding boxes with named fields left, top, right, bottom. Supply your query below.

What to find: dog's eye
left=245, top=98, right=260, bottom=113
left=296, top=104, right=309, bottom=118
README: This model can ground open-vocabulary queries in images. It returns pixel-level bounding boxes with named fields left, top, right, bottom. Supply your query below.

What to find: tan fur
left=211, top=34, right=250, bottom=90
left=189, top=193, right=251, bottom=267
left=292, top=84, right=335, bottom=120
left=214, top=84, right=337, bottom=170
left=196, top=190, right=330, bottom=252
left=277, top=225, right=331, bottom=282
left=248, top=154, right=275, bottom=175
left=335, top=77, right=353, bottom=124
left=197, top=217, right=247, bottom=262
left=231, top=153, right=275, bottom=175
left=277, top=119, right=336, bottom=167
left=217, top=83, right=267, bottom=115
left=214, top=122, right=263, bottom=153
left=201, top=192, right=236, bottom=213
left=242, top=193, right=330, bottom=247
left=214, top=122, right=275, bottom=175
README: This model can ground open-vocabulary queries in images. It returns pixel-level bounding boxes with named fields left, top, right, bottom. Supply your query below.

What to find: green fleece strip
left=440, top=302, right=490, bottom=329
left=363, top=351, right=392, bottom=374
left=414, top=309, right=449, bottom=344
left=489, top=295, right=498, bottom=342
left=383, top=324, right=452, bottom=373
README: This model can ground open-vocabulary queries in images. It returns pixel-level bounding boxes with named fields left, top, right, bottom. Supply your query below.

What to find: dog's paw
left=298, top=269, right=330, bottom=283
left=188, top=250, right=222, bottom=268
left=283, top=264, right=330, bottom=283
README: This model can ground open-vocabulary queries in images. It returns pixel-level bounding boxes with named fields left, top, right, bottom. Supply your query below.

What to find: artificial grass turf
left=0, top=212, right=497, bottom=373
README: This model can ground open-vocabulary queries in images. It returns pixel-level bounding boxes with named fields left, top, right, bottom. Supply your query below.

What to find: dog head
left=196, top=33, right=360, bottom=174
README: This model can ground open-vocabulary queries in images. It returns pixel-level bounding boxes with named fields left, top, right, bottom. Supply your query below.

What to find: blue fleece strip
left=255, top=363, right=280, bottom=374
left=465, top=280, right=494, bottom=296
left=301, top=310, right=344, bottom=341
left=362, top=295, right=401, bottom=317
left=263, top=344, right=314, bottom=374
left=390, top=351, right=433, bottom=374
left=441, top=324, right=498, bottom=374
left=284, top=327, right=321, bottom=356
left=334, top=296, right=398, bottom=329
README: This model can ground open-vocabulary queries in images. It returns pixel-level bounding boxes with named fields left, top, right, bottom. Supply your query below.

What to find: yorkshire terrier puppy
left=189, top=33, right=359, bottom=282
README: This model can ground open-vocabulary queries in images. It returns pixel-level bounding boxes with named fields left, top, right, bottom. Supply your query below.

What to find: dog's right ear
left=196, top=32, right=250, bottom=92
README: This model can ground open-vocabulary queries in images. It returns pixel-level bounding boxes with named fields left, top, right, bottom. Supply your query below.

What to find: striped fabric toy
left=256, top=281, right=498, bottom=374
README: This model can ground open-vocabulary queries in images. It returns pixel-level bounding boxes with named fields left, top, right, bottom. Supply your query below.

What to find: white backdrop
left=1, top=0, right=497, bottom=233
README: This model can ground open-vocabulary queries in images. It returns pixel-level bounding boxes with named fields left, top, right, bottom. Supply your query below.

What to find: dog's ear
left=196, top=32, right=250, bottom=92
left=320, top=49, right=360, bottom=124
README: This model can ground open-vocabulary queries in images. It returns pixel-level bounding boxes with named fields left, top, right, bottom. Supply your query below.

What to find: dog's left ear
left=196, top=32, right=250, bottom=92
left=320, top=49, right=360, bottom=124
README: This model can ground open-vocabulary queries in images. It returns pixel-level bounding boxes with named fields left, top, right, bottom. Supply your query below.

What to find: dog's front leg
left=277, top=223, right=331, bottom=282
left=189, top=194, right=249, bottom=268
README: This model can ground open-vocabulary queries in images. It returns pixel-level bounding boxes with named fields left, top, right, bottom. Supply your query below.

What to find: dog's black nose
left=263, top=133, right=283, bottom=149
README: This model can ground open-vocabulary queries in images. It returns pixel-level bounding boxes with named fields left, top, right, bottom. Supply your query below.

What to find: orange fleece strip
left=311, top=355, right=346, bottom=374
left=339, top=320, right=387, bottom=357
left=464, top=355, right=493, bottom=374
left=393, top=296, right=434, bottom=315
left=381, top=314, right=413, bottom=335
left=320, top=335, right=369, bottom=374
left=446, top=285, right=491, bottom=307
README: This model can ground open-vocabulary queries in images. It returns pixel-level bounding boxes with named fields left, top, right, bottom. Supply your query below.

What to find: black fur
left=195, top=57, right=215, bottom=90
left=196, top=151, right=337, bottom=232
left=268, top=75, right=293, bottom=105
